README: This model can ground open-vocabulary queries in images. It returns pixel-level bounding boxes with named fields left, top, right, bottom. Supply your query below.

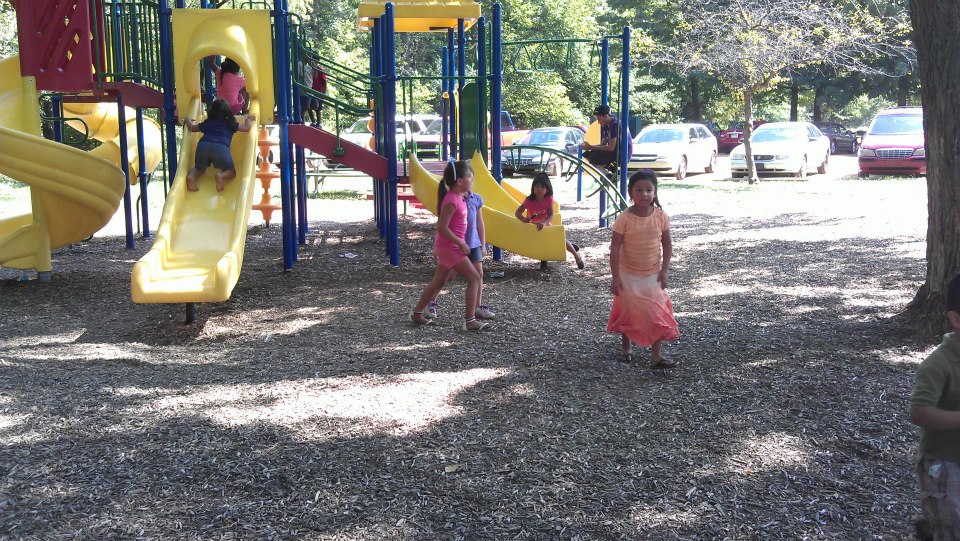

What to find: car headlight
left=913, top=148, right=925, bottom=157
left=730, top=153, right=744, bottom=160
left=859, top=148, right=876, bottom=157
left=772, top=154, right=791, bottom=160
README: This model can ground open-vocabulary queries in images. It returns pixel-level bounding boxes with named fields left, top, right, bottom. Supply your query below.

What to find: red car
left=718, top=120, right=764, bottom=153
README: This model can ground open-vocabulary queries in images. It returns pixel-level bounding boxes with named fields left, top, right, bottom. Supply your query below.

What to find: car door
left=695, top=126, right=713, bottom=169
left=806, top=125, right=828, bottom=165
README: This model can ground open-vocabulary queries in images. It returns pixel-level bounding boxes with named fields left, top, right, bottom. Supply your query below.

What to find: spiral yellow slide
left=63, top=103, right=162, bottom=181
left=408, top=152, right=568, bottom=261
left=0, top=56, right=126, bottom=274
left=131, top=9, right=274, bottom=304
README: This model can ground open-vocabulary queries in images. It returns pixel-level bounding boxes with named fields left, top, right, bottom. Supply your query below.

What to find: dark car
left=813, top=121, right=858, bottom=154
left=718, top=120, right=764, bottom=153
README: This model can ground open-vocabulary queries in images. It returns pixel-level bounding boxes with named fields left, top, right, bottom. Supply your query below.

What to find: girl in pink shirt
left=411, top=161, right=491, bottom=331
left=514, top=173, right=584, bottom=270
left=210, top=57, right=248, bottom=115
left=607, top=169, right=679, bottom=367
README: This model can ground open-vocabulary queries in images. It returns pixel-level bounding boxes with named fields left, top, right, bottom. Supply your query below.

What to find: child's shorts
left=195, top=141, right=234, bottom=171
left=468, top=246, right=483, bottom=263
left=300, top=96, right=318, bottom=111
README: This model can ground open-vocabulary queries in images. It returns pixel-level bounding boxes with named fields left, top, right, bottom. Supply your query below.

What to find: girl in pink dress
left=208, top=57, right=248, bottom=115
left=513, top=173, right=584, bottom=269
left=607, top=169, right=679, bottom=367
left=411, top=161, right=491, bottom=331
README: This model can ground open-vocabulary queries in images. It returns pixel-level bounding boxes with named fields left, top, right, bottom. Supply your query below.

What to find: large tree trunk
left=812, top=86, right=824, bottom=122
left=790, top=83, right=799, bottom=122
left=743, top=89, right=757, bottom=184
left=689, top=77, right=702, bottom=120
left=901, top=0, right=960, bottom=336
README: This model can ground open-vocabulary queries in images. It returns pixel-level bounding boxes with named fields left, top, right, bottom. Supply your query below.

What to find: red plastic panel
left=16, top=0, right=95, bottom=92
left=289, top=124, right=390, bottom=180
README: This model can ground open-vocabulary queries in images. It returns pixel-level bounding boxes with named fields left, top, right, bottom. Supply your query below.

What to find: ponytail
left=436, top=160, right=473, bottom=213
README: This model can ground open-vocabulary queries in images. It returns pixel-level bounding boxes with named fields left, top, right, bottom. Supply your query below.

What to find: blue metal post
left=600, top=39, right=609, bottom=106
left=371, top=19, right=383, bottom=234
left=160, top=1, right=178, bottom=182
left=446, top=29, right=457, bottom=160
left=577, top=146, right=583, bottom=202
left=384, top=4, right=400, bottom=266
left=51, top=95, right=62, bottom=142
left=441, top=47, right=449, bottom=161
left=136, top=110, right=150, bottom=238
left=457, top=18, right=466, bottom=159
left=275, top=0, right=296, bottom=270
left=490, top=3, right=503, bottom=261
left=117, top=99, right=135, bottom=248
left=477, top=17, right=487, bottom=158
left=619, top=26, right=631, bottom=198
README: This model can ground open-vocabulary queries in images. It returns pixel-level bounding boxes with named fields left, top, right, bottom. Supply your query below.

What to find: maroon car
left=718, top=120, right=764, bottom=153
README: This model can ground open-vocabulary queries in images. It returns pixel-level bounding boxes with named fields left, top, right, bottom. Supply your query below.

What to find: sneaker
left=475, top=305, right=496, bottom=320
left=462, top=318, right=492, bottom=331
left=425, top=301, right=438, bottom=319
left=411, top=311, right=432, bottom=325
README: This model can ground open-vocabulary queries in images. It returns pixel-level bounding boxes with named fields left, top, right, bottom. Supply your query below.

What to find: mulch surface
left=0, top=175, right=933, bottom=539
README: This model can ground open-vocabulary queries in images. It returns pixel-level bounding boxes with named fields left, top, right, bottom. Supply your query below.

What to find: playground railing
left=92, top=0, right=163, bottom=90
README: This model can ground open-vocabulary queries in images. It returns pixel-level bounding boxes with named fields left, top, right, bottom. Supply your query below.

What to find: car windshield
left=751, top=127, right=803, bottom=143
left=524, top=131, right=563, bottom=145
left=869, top=114, right=923, bottom=135
left=637, top=128, right=684, bottom=143
left=345, top=118, right=370, bottom=134
left=423, top=118, right=443, bottom=135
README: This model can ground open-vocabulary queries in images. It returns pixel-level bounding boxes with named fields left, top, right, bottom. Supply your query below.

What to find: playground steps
left=288, top=124, right=389, bottom=180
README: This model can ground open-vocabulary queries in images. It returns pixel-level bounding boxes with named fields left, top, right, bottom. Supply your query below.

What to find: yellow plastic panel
left=172, top=9, right=275, bottom=125
left=63, top=102, right=163, bottom=182
left=407, top=152, right=567, bottom=262
left=0, top=56, right=125, bottom=272
left=358, top=0, right=480, bottom=31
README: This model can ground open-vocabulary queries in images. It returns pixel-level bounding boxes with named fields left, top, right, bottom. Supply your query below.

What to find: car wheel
left=817, top=153, right=828, bottom=175
left=849, top=140, right=858, bottom=154
left=830, top=140, right=836, bottom=154
left=705, top=152, right=717, bottom=174
left=858, top=171, right=870, bottom=179
left=675, top=156, right=687, bottom=180
left=795, top=157, right=808, bottom=179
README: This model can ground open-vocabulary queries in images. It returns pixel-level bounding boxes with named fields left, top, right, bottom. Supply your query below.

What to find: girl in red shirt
left=514, top=173, right=584, bottom=270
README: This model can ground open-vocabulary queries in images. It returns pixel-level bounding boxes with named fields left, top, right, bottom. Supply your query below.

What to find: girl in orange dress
left=607, top=169, right=679, bottom=367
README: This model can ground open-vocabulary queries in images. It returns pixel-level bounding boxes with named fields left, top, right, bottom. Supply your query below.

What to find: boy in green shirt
left=911, top=273, right=960, bottom=540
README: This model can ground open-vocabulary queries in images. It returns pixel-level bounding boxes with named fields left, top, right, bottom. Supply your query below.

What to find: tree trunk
left=743, top=89, right=757, bottom=184
left=812, top=86, right=824, bottom=122
left=790, top=83, right=799, bottom=122
left=689, top=77, right=702, bottom=120
left=897, top=75, right=910, bottom=107
left=901, top=0, right=960, bottom=336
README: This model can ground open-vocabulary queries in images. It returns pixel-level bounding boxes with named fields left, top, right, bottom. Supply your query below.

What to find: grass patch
left=307, top=190, right=365, bottom=200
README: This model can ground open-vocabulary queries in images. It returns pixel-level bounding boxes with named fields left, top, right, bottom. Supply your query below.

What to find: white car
left=628, top=123, right=718, bottom=180
left=730, top=121, right=830, bottom=178
left=341, top=114, right=438, bottom=153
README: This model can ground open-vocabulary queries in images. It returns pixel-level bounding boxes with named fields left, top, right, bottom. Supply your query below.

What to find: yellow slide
left=408, top=152, right=568, bottom=261
left=131, top=9, right=274, bottom=304
left=0, top=56, right=126, bottom=274
left=63, top=103, right=163, bottom=181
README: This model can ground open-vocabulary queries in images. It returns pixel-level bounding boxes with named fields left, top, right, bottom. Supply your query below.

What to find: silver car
left=730, top=122, right=831, bottom=178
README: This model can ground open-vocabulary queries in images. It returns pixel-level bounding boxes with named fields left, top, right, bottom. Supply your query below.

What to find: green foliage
left=502, top=72, right=586, bottom=128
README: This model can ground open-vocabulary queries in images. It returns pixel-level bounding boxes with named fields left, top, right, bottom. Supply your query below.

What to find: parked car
left=627, top=123, right=718, bottom=180
left=718, top=120, right=765, bottom=153
left=501, top=126, right=584, bottom=177
left=813, top=121, right=859, bottom=154
left=857, top=106, right=925, bottom=178
left=340, top=114, right=438, bottom=153
left=730, top=121, right=831, bottom=178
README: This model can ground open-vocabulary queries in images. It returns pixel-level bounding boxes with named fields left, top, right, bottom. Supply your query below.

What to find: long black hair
left=628, top=169, right=662, bottom=209
left=437, top=160, right=473, bottom=213
left=207, top=97, right=239, bottom=131
left=526, top=172, right=554, bottom=200
left=219, top=58, right=241, bottom=83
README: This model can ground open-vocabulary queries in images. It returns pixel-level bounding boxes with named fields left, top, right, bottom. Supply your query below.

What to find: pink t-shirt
left=520, top=195, right=553, bottom=224
left=434, top=191, right=468, bottom=268
left=612, top=207, right=670, bottom=275
left=216, top=68, right=246, bottom=114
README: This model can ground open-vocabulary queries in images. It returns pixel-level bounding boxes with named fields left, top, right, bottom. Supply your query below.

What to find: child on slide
left=514, top=172, right=584, bottom=270
left=183, top=98, right=255, bottom=192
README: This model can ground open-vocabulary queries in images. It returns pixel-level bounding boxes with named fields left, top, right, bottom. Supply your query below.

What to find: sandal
left=618, top=351, right=633, bottom=364
left=651, top=358, right=677, bottom=369
left=463, top=318, right=492, bottom=331
left=411, top=311, right=432, bottom=325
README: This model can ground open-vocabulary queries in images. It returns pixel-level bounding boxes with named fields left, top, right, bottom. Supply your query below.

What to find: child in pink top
left=206, top=57, right=248, bottom=115
left=514, top=173, right=584, bottom=270
left=608, top=169, right=679, bottom=368
left=411, top=161, right=491, bottom=332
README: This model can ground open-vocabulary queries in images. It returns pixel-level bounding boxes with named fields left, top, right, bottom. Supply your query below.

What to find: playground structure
left=0, top=0, right=636, bottom=320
